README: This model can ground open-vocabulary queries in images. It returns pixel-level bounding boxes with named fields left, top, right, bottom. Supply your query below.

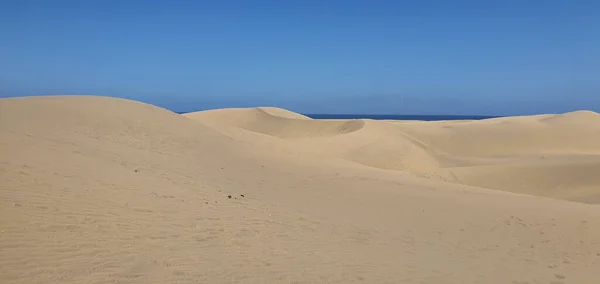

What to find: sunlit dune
left=2, top=95, right=600, bottom=284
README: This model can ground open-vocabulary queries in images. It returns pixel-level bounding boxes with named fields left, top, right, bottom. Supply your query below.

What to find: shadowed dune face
left=2, top=96, right=600, bottom=284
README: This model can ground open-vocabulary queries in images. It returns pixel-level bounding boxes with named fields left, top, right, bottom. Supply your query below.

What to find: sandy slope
left=2, top=96, right=600, bottom=284
left=391, top=111, right=600, bottom=200
left=187, top=107, right=600, bottom=201
left=185, top=110, right=451, bottom=180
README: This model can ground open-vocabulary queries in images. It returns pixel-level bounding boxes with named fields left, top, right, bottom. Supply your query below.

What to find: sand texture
left=2, top=95, right=600, bottom=283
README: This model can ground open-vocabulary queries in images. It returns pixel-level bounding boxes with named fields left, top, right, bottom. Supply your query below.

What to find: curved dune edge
left=255, top=106, right=312, bottom=120
left=185, top=106, right=600, bottom=194
left=185, top=108, right=366, bottom=138
left=185, top=110, right=448, bottom=179
left=2, top=95, right=600, bottom=283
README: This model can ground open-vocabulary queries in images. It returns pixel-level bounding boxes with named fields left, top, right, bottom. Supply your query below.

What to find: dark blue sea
left=178, top=111, right=498, bottom=121
left=304, top=114, right=498, bottom=121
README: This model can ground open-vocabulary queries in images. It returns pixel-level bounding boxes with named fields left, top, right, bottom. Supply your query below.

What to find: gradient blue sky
left=1, top=0, right=599, bottom=115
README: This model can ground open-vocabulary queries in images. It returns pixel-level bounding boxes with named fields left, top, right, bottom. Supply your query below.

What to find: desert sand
left=2, top=95, right=600, bottom=283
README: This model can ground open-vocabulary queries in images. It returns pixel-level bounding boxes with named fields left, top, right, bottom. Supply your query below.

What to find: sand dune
left=450, top=157, right=600, bottom=201
left=256, top=107, right=312, bottom=120
left=540, top=110, right=600, bottom=125
left=186, top=108, right=364, bottom=139
left=186, top=111, right=449, bottom=178
left=2, top=95, right=600, bottom=284
left=186, top=107, right=600, bottom=191
left=394, top=115, right=600, bottom=157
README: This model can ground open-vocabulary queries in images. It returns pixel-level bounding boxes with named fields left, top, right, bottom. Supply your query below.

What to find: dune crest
left=394, top=114, right=600, bottom=157
left=186, top=108, right=449, bottom=178
left=255, top=106, right=312, bottom=120
left=540, top=110, right=600, bottom=125
left=187, top=106, right=600, bottom=199
left=3, top=96, right=600, bottom=284
left=185, top=108, right=365, bottom=139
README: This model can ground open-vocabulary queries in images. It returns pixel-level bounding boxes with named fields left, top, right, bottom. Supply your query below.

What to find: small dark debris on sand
left=240, top=194, right=245, bottom=197
left=134, top=169, right=139, bottom=172
left=227, top=195, right=232, bottom=199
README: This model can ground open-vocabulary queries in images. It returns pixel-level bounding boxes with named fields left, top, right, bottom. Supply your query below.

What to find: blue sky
left=1, top=0, right=599, bottom=115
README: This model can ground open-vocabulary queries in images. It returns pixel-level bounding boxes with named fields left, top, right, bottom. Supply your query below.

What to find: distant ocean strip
left=304, top=114, right=499, bottom=121
left=177, top=111, right=498, bottom=121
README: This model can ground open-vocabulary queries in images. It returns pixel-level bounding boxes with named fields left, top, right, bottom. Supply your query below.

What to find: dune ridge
left=539, top=110, right=600, bottom=125
left=185, top=110, right=450, bottom=179
left=185, top=108, right=365, bottom=139
left=186, top=107, right=600, bottom=193
left=255, top=106, right=312, bottom=120
left=2, top=95, right=600, bottom=284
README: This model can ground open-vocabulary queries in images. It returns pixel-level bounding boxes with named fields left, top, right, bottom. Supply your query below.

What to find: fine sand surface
left=2, top=95, right=600, bottom=284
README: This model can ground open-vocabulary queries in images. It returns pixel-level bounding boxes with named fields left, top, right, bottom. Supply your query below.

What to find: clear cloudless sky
left=1, top=0, right=599, bottom=115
